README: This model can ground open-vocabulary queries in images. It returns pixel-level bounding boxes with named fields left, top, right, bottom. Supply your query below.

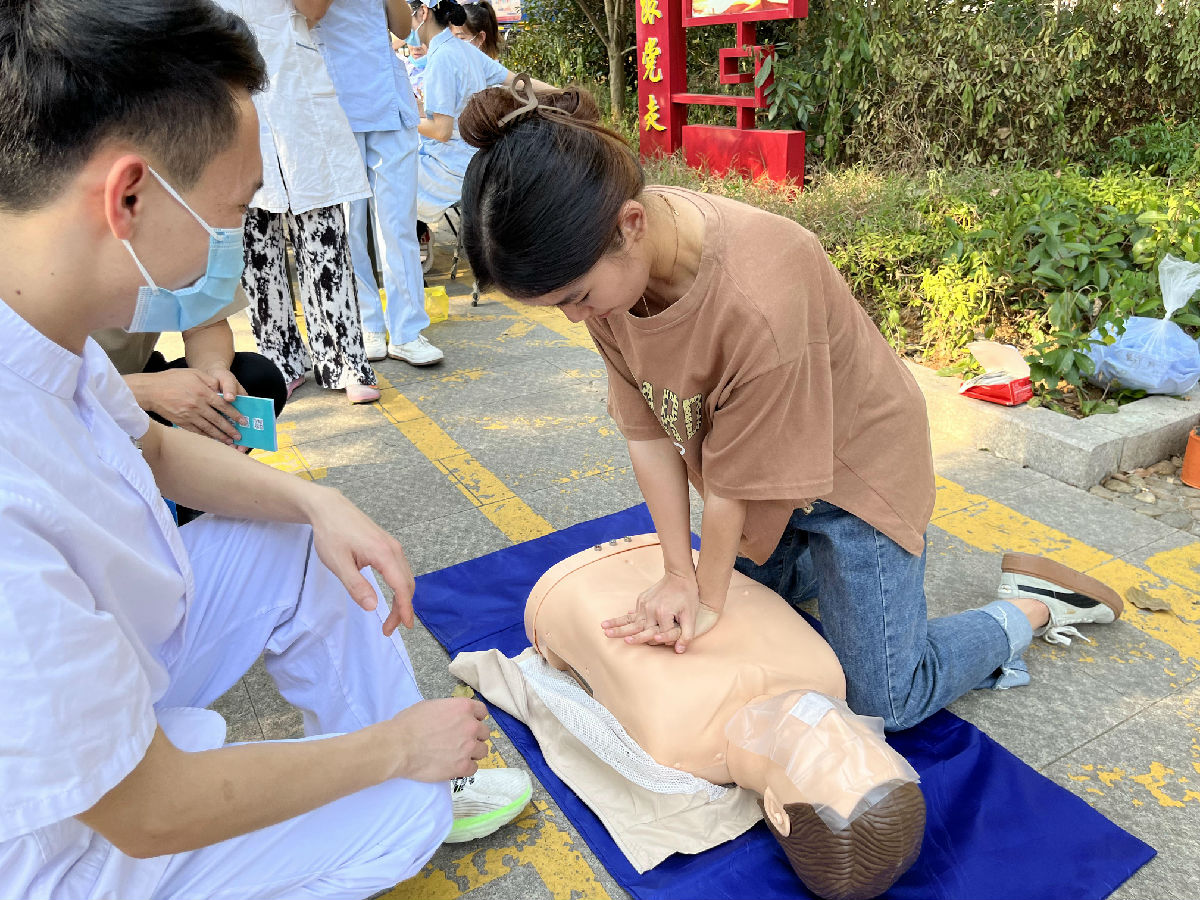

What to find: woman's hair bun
left=460, top=85, right=600, bottom=152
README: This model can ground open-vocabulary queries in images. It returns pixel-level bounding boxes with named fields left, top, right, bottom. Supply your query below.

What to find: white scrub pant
left=350, top=128, right=429, bottom=345
left=127, top=516, right=449, bottom=900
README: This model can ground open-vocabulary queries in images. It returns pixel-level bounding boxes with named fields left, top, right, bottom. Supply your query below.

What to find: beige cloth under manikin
left=450, top=534, right=857, bottom=871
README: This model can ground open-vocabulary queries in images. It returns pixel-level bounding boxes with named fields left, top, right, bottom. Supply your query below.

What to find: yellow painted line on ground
left=250, top=422, right=327, bottom=481
left=933, top=475, right=1200, bottom=669
left=494, top=295, right=595, bottom=350
left=374, top=374, right=553, bottom=544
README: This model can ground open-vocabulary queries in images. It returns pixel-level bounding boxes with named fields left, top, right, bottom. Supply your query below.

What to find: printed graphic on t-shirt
left=640, top=381, right=704, bottom=454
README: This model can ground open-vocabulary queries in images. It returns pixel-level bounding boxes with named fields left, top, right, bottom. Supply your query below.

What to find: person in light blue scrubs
left=312, top=0, right=443, bottom=366
left=413, top=0, right=547, bottom=224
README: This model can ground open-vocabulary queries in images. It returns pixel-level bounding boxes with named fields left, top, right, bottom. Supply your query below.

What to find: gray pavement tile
left=210, top=678, right=262, bottom=744
left=1118, top=530, right=1200, bottom=573
left=294, top=424, right=430, bottom=484
left=1042, top=682, right=1200, bottom=900
left=468, top=428, right=631, bottom=496
left=394, top=506, right=513, bottom=577
left=520, top=467, right=646, bottom=531
left=335, top=461, right=479, bottom=536
left=998, top=478, right=1178, bottom=557
left=224, top=717, right=265, bottom=745
left=947, top=658, right=1145, bottom=770
left=541, top=344, right=606, bottom=379
left=934, top=447, right=1052, bottom=502
left=243, top=658, right=302, bottom=733
left=400, top=358, right=581, bottom=419
left=433, top=384, right=614, bottom=456
left=278, top=389, right=391, bottom=445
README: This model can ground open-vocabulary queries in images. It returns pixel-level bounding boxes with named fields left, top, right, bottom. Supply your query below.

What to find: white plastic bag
left=1086, top=255, right=1200, bottom=395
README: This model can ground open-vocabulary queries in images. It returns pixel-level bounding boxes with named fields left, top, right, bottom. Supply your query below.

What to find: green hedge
left=645, top=124, right=1200, bottom=415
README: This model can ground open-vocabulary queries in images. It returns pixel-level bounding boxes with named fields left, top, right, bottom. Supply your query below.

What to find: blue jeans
left=734, top=501, right=1032, bottom=731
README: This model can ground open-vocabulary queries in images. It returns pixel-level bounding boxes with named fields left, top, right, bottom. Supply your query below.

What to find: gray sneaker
left=997, top=552, right=1123, bottom=645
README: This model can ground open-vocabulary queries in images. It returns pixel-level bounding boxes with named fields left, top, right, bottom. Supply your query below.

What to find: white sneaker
left=997, top=552, right=1123, bottom=646
left=444, top=768, right=533, bottom=843
left=388, top=334, right=444, bottom=366
left=362, top=331, right=387, bottom=362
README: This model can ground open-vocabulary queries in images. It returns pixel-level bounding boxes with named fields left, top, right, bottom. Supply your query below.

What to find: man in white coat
left=0, top=3, right=530, bottom=898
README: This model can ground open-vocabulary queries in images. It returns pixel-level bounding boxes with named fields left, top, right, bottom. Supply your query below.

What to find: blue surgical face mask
left=122, top=167, right=246, bottom=333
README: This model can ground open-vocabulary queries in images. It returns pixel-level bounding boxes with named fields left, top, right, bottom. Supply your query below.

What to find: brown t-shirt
left=587, top=186, right=935, bottom=564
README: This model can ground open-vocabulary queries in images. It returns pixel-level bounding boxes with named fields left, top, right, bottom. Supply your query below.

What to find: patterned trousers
left=241, top=205, right=376, bottom=390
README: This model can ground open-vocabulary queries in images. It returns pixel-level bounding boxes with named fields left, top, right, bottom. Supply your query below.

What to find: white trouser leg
left=143, top=517, right=451, bottom=900
left=365, top=128, right=428, bottom=345
left=348, top=132, right=385, bottom=337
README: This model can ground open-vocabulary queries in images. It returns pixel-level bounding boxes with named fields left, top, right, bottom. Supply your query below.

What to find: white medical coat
left=217, top=0, right=371, bottom=214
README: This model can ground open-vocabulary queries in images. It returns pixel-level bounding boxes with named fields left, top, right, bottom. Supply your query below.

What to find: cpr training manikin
left=518, top=534, right=926, bottom=900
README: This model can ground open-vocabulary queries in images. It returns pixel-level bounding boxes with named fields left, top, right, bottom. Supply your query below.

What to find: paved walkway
left=195, top=236, right=1198, bottom=900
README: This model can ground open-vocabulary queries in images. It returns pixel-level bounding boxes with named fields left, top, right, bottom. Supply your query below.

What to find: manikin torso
left=523, top=535, right=912, bottom=816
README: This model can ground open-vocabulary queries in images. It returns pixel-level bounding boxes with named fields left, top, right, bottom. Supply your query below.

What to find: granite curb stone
left=909, top=361, right=1200, bottom=488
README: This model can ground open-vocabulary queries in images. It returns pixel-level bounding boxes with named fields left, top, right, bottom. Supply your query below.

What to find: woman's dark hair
left=0, top=0, right=266, bottom=212
left=428, top=0, right=468, bottom=29
left=459, top=85, right=644, bottom=298
left=462, top=1, right=501, bottom=58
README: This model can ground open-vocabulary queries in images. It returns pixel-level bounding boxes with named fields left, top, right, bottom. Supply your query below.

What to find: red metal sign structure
left=636, top=0, right=807, bottom=185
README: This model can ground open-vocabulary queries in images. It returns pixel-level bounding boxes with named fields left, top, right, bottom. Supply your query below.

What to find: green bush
left=502, top=0, right=626, bottom=113
left=750, top=0, right=1200, bottom=171
left=644, top=147, right=1200, bottom=415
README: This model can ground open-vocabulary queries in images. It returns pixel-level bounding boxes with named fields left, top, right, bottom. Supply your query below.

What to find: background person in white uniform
left=218, top=0, right=384, bottom=405
left=0, top=3, right=530, bottom=898
left=310, top=0, right=444, bottom=367
left=413, top=0, right=518, bottom=224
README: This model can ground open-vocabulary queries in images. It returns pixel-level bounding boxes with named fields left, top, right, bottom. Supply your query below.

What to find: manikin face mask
left=122, top=166, right=245, bottom=333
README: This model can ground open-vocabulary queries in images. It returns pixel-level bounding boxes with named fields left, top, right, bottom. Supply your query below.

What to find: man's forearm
left=79, top=725, right=392, bottom=858
left=627, top=439, right=694, bottom=579
left=695, top=492, right=747, bottom=613
left=141, top=420, right=325, bottom=522
left=182, top=320, right=235, bottom=374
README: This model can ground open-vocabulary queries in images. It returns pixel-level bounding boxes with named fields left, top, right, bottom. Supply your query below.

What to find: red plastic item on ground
left=960, top=376, right=1034, bottom=407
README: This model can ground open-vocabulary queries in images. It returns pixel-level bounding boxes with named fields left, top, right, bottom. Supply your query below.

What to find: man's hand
left=136, top=368, right=248, bottom=444
left=201, top=364, right=245, bottom=404
left=307, top=487, right=417, bottom=636
left=384, top=698, right=491, bottom=781
left=601, top=570, right=719, bottom=653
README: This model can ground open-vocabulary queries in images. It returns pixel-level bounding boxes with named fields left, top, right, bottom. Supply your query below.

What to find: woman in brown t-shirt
left=455, top=82, right=1123, bottom=731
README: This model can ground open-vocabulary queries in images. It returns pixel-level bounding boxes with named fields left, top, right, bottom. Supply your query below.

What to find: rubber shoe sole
left=444, top=782, right=533, bottom=844
left=998, top=552, right=1123, bottom=625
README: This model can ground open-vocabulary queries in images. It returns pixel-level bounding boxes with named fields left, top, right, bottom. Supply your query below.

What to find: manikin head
left=0, top=0, right=266, bottom=349
left=524, top=535, right=925, bottom=900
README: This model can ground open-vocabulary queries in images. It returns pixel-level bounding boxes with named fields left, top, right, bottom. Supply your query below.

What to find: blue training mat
left=414, top=505, right=1154, bottom=900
